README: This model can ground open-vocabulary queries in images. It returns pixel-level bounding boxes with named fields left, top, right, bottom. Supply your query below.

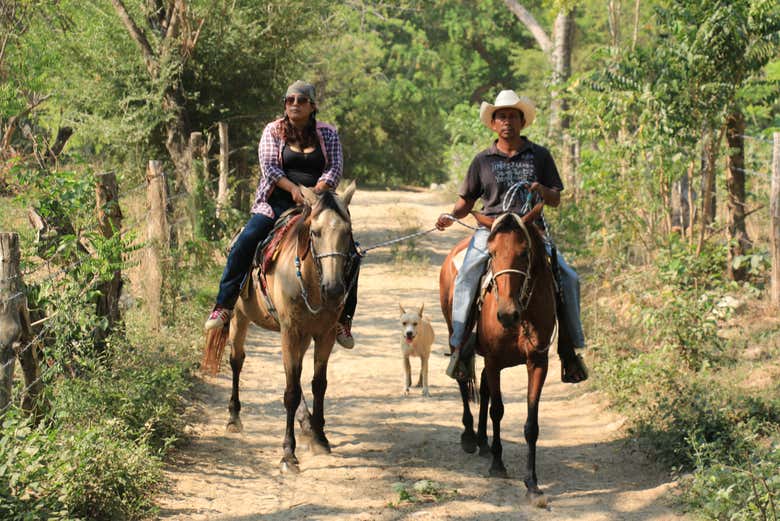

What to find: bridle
left=487, top=214, right=536, bottom=312
left=294, top=224, right=361, bottom=315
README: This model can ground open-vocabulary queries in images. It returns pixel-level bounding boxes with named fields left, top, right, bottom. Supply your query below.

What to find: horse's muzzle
left=497, top=309, right=521, bottom=329
left=321, top=280, right=345, bottom=302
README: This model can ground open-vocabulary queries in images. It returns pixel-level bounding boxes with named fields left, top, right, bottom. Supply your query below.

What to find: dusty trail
left=158, top=189, right=687, bottom=521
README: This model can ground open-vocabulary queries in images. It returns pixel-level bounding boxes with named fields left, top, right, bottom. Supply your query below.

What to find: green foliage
left=686, top=444, right=780, bottom=521
left=586, top=235, right=780, bottom=521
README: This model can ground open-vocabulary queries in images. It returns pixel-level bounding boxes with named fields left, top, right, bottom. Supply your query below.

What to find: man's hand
left=529, top=182, right=560, bottom=207
left=435, top=213, right=454, bottom=230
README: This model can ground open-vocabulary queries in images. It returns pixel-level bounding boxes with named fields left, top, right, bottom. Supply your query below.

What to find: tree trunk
left=771, top=133, right=780, bottom=307
left=608, top=0, right=621, bottom=49
left=697, top=126, right=725, bottom=254
left=216, top=121, right=229, bottom=219
left=143, top=161, right=170, bottom=331
left=725, top=111, right=751, bottom=281
left=94, top=172, right=124, bottom=349
left=549, top=9, right=576, bottom=195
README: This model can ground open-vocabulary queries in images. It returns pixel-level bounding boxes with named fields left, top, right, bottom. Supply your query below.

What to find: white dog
left=399, top=304, right=435, bottom=397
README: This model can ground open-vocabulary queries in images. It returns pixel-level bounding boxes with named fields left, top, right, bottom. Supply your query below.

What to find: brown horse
left=440, top=206, right=556, bottom=501
left=217, top=182, right=357, bottom=473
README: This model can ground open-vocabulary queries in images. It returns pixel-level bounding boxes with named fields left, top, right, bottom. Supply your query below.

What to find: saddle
left=227, top=207, right=308, bottom=321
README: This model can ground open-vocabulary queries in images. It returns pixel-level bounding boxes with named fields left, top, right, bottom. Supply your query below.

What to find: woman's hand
left=290, top=186, right=305, bottom=205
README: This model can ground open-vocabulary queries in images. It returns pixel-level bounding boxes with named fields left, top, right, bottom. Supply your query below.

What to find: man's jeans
left=449, top=228, right=585, bottom=349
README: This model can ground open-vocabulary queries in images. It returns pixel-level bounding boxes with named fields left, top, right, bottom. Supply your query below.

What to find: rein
left=294, top=231, right=361, bottom=315
left=357, top=215, right=476, bottom=255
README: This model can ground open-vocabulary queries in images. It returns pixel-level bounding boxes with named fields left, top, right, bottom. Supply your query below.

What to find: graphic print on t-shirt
left=491, top=151, right=536, bottom=190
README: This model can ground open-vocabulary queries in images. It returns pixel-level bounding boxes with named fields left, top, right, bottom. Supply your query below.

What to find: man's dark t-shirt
left=459, top=138, right=563, bottom=218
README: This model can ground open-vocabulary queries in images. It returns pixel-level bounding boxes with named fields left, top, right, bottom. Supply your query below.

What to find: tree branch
left=110, top=0, right=158, bottom=76
left=502, top=0, right=552, bottom=54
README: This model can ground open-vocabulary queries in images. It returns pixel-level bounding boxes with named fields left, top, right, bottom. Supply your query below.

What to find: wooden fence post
left=144, top=161, right=170, bottom=330
left=771, top=132, right=780, bottom=307
left=0, top=232, right=39, bottom=413
left=216, top=121, right=229, bottom=218
left=95, top=172, right=123, bottom=347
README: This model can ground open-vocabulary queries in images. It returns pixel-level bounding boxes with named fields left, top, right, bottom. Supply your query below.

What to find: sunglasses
left=284, top=95, right=310, bottom=105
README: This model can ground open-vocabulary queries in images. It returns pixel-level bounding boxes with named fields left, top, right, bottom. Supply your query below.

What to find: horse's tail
left=201, top=326, right=229, bottom=376
left=467, top=375, right=479, bottom=404
left=466, top=354, right=479, bottom=404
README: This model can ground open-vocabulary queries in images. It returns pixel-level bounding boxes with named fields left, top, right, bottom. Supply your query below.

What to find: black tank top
left=269, top=141, right=326, bottom=207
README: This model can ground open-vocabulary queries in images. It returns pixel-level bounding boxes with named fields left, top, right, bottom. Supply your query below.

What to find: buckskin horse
left=440, top=204, right=556, bottom=503
left=203, top=182, right=357, bottom=473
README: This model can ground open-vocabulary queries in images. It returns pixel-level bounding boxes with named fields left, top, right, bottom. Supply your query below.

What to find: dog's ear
left=418, top=303, right=424, bottom=317
left=398, top=303, right=406, bottom=316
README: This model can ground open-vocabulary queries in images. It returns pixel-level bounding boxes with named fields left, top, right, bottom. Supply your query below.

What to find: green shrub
left=685, top=444, right=780, bottom=521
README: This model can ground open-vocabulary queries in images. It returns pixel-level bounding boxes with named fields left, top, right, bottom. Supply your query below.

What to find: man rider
left=435, top=90, right=587, bottom=383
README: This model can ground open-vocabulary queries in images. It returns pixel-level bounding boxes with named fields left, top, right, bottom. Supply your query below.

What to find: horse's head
left=474, top=206, right=543, bottom=330
left=299, top=181, right=357, bottom=303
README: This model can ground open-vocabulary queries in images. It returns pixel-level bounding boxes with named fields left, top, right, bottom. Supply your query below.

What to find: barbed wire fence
left=0, top=127, right=233, bottom=414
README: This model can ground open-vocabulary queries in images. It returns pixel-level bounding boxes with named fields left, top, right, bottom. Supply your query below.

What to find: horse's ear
left=418, top=303, right=424, bottom=317
left=399, top=303, right=406, bottom=316
left=471, top=211, right=494, bottom=229
left=522, top=202, right=545, bottom=225
left=339, top=180, right=357, bottom=207
left=300, top=185, right=318, bottom=207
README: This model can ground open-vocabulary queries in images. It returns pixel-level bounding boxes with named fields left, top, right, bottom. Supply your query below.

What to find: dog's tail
left=202, top=325, right=229, bottom=376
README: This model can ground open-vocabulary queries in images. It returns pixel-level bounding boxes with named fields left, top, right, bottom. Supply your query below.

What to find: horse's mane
left=312, top=190, right=350, bottom=222
left=285, top=190, right=351, bottom=259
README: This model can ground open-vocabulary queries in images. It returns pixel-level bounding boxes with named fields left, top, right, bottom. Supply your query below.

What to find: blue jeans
left=216, top=211, right=280, bottom=309
left=216, top=202, right=359, bottom=322
left=449, top=228, right=585, bottom=349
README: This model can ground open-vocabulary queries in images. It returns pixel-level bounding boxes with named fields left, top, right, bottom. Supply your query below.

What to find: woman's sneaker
left=205, top=306, right=232, bottom=330
left=336, top=320, right=354, bottom=349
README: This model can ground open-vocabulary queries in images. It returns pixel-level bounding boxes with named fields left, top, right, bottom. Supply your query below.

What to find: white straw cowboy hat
left=479, top=90, right=536, bottom=131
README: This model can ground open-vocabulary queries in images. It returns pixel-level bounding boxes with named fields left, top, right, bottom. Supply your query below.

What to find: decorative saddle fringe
left=201, top=325, right=229, bottom=376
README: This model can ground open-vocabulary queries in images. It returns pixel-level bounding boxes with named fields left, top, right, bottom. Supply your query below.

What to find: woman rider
left=205, top=80, right=358, bottom=348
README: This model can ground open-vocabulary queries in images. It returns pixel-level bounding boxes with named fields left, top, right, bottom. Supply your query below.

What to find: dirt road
left=157, top=189, right=687, bottom=521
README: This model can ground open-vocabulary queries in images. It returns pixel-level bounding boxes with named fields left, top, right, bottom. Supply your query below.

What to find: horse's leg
left=280, top=331, right=306, bottom=473
left=295, top=393, right=313, bottom=442
left=226, top=313, right=248, bottom=433
left=486, top=364, right=508, bottom=478
left=309, top=334, right=334, bottom=455
left=524, top=359, right=549, bottom=499
left=458, top=378, right=477, bottom=453
left=476, top=367, right=491, bottom=457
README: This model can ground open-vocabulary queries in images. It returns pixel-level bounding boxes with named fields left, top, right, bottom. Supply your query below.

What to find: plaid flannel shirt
left=251, top=119, right=343, bottom=217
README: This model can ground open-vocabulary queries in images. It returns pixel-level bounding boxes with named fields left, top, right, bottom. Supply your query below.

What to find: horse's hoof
left=422, top=388, right=431, bottom=397
left=280, top=457, right=300, bottom=474
left=460, top=431, right=477, bottom=454
left=309, top=436, right=331, bottom=455
left=226, top=418, right=242, bottom=433
left=478, top=443, right=491, bottom=458
left=404, top=388, right=410, bottom=396
left=489, top=464, right=509, bottom=478
left=527, top=489, right=547, bottom=508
